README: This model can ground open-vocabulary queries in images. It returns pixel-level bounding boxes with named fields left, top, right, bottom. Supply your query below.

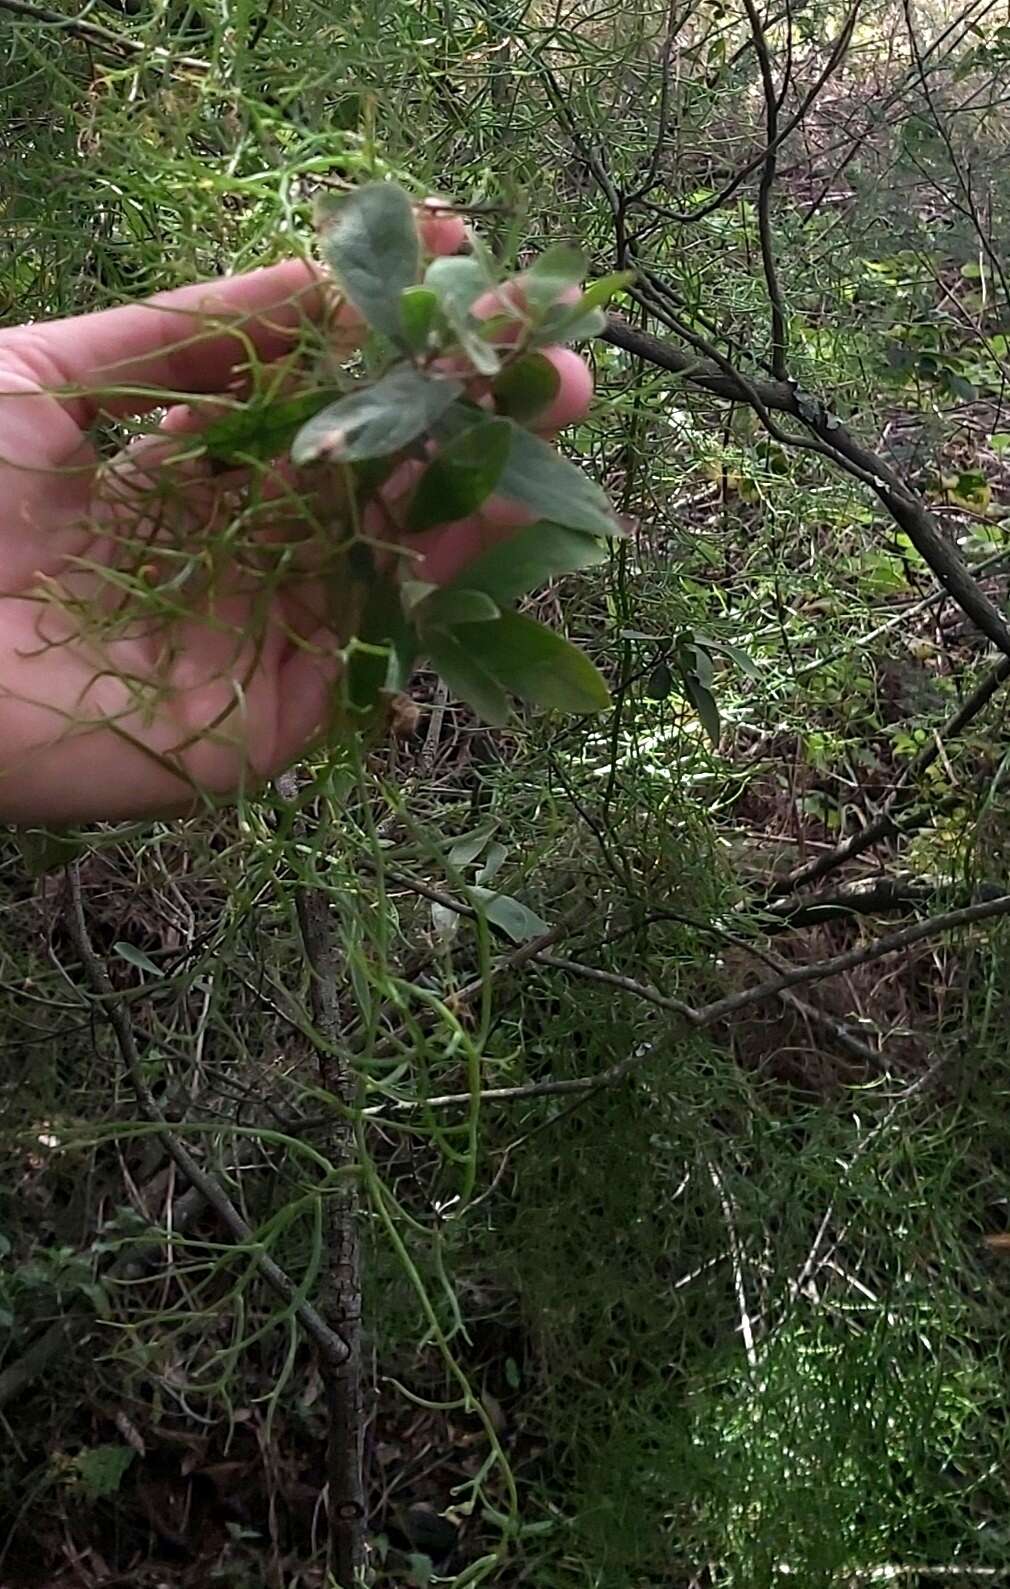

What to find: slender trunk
left=289, top=788, right=364, bottom=1586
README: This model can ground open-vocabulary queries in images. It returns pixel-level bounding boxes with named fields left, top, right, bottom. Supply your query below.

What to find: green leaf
left=407, top=417, right=512, bottom=532
left=646, top=660, right=673, bottom=699
left=399, top=286, right=442, bottom=355
left=492, top=353, right=561, bottom=423
left=574, top=269, right=636, bottom=313
left=450, top=609, right=610, bottom=714
left=681, top=673, right=721, bottom=745
left=358, top=573, right=418, bottom=694
left=424, top=628, right=510, bottom=725
left=14, top=828, right=85, bottom=877
left=447, top=825, right=496, bottom=867
left=202, top=387, right=342, bottom=465
left=424, top=255, right=488, bottom=319
left=476, top=839, right=508, bottom=885
left=947, top=373, right=977, bottom=402
left=318, top=182, right=419, bottom=341
left=344, top=639, right=394, bottom=716
left=452, top=519, right=608, bottom=604
left=424, top=256, right=501, bottom=375
left=291, top=366, right=463, bottom=465
left=400, top=579, right=438, bottom=611
left=417, top=587, right=500, bottom=626
left=407, top=1553, right=434, bottom=1588
left=535, top=272, right=633, bottom=344
left=113, top=942, right=162, bottom=976
left=470, top=886, right=550, bottom=941
left=78, top=1279, right=112, bottom=1317
left=74, top=1445, right=136, bottom=1501
left=711, top=638, right=759, bottom=678
left=431, top=900, right=460, bottom=941
left=525, top=243, right=586, bottom=309
left=685, top=641, right=714, bottom=689
left=534, top=305, right=607, bottom=345
left=497, top=423, right=618, bottom=537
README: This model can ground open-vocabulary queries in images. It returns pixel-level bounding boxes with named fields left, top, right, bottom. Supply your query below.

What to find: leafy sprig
left=205, top=181, right=632, bottom=733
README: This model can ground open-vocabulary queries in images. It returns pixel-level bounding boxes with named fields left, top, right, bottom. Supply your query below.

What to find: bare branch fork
left=375, top=879, right=1010, bottom=1107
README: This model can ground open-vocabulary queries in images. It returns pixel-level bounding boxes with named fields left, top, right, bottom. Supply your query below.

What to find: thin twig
left=0, top=1177, right=212, bottom=1410
left=630, top=2, right=861, bottom=225
left=742, top=0, right=788, bottom=377
left=709, top=1160, right=759, bottom=1367
left=698, top=893, right=1010, bottom=1025
left=778, top=988, right=883, bottom=1066
left=763, top=876, right=1009, bottom=929
left=0, top=0, right=210, bottom=71
left=534, top=951, right=695, bottom=1018
left=776, top=653, right=1010, bottom=895
left=790, top=1045, right=953, bottom=1304
left=625, top=1, right=692, bottom=204
left=382, top=894, right=1010, bottom=1108
left=602, top=314, right=1010, bottom=660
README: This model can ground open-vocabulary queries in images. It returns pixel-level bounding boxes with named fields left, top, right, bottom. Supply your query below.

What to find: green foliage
left=72, top=1444, right=136, bottom=1501
left=7, top=1, right=1010, bottom=1586
left=407, top=417, right=512, bottom=532
left=317, top=181, right=420, bottom=340
left=290, top=365, right=464, bottom=464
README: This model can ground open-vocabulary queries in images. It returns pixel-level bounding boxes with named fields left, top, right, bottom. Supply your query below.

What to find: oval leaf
left=532, top=305, right=607, bottom=346
left=492, top=353, right=561, bottom=423
left=424, top=628, right=510, bottom=726
left=424, top=256, right=501, bottom=375
left=15, top=828, right=85, bottom=877
left=400, top=286, right=442, bottom=355
left=469, top=887, right=550, bottom=942
left=424, top=255, right=489, bottom=318
left=450, top=519, right=608, bottom=604
left=417, top=587, right=500, bottom=626
left=497, top=423, right=618, bottom=537
left=407, top=417, right=512, bottom=532
left=535, top=270, right=635, bottom=343
left=291, top=366, right=463, bottom=465
left=451, top=610, right=610, bottom=714
left=319, top=182, right=420, bottom=341
left=525, top=243, right=586, bottom=310
left=681, top=673, right=721, bottom=746
left=113, top=942, right=162, bottom=976
left=646, top=660, right=673, bottom=699
left=447, top=825, right=496, bottom=867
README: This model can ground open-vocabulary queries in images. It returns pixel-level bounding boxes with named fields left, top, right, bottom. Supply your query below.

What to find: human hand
left=0, top=213, right=593, bottom=826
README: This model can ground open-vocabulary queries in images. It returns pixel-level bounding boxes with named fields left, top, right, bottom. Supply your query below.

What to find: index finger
left=2, top=259, right=328, bottom=426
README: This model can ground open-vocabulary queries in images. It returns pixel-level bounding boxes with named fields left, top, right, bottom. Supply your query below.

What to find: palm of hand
left=0, top=336, right=332, bottom=825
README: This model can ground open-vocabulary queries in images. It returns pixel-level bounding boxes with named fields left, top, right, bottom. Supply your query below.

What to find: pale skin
left=0, top=211, right=593, bottom=826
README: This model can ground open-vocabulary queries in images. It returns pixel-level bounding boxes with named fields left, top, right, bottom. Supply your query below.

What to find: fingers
left=1, top=260, right=328, bottom=427
left=2, top=198, right=468, bottom=432
left=533, top=346, right=594, bottom=432
left=468, top=275, right=592, bottom=430
left=417, top=199, right=467, bottom=258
